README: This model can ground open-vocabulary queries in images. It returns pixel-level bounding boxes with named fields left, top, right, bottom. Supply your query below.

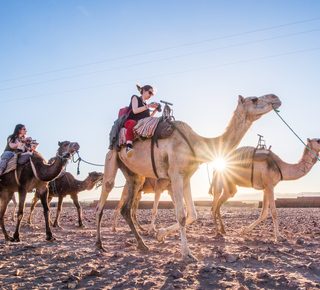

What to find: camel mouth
left=271, top=100, right=282, bottom=110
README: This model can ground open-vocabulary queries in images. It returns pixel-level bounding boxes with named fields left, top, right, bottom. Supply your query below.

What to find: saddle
left=3, top=152, right=33, bottom=175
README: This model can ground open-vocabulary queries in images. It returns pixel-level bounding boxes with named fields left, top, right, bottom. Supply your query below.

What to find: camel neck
left=198, top=111, right=252, bottom=163
left=276, top=147, right=319, bottom=181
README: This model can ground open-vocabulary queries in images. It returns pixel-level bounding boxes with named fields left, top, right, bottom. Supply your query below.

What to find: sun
left=212, top=158, right=226, bottom=171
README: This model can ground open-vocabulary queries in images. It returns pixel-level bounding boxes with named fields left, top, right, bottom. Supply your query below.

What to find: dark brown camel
left=112, top=178, right=172, bottom=232
left=0, top=141, right=80, bottom=242
left=27, top=171, right=103, bottom=228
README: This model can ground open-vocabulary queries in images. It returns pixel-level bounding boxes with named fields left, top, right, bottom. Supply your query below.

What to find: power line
left=1, top=46, right=319, bottom=104
left=1, top=16, right=320, bottom=83
left=1, top=28, right=319, bottom=91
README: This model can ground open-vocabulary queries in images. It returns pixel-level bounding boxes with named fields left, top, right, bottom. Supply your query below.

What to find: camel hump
left=231, top=147, right=256, bottom=167
left=17, top=152, right=33, bottom=165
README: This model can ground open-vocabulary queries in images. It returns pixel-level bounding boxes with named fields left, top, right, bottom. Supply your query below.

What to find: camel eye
left=317, top=140, right=320, bottom=144
left=251, top=97, right=258, bottom=104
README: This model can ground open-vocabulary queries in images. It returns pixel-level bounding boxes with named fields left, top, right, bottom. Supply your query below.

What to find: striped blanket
left=119, top=117, right=161, bottom=147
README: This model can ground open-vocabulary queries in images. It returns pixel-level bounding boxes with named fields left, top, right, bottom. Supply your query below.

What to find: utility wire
left=1, top=16, right=320, bottom=83
left=1, top=28, right=319, bottom=91
left=1, top=46, right=319, bottom=104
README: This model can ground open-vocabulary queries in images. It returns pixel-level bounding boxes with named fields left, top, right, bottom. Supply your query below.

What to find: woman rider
left=124, top=84, right=159, bottom=157
left=0, top=124, right=32, bottom=176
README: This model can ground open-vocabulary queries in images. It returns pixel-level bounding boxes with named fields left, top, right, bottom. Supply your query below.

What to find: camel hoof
left=182, top=253, right=198, bottom=264
left=157, top=228, right=166, bottom=243
left=96, top=243, right=107, bottom=252
left=46, top=236, right=56, bottom=242
left=112, top=227, right=117, bottom=232
left=276, top=236, right=287, bottom=243
left=137, top=243, right=149, bottom=251
left=6, top=236, right=14, bottom=242
left=12, top=237, right=20, bottom=242
left=79, top=224, right=86, bottom=228
left=215, top=232, right=224, bottom=238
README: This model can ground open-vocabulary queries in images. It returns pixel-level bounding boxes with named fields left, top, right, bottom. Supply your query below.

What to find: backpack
left=118, top=106, right=129, bottom=118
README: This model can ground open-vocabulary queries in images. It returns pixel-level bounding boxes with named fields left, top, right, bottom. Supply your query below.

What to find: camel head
left=237, top=94, right=281, bottom=122
left=87, top=171, right=104, bottom=189
left=306, top=138, right=320, bottom=155
left=57, top=141, right=80, bottom=159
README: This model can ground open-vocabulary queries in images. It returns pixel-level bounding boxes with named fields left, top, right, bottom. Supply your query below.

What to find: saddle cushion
left=119, top=117, right=161, bottom=146
left=3, top=152, right=32, bottom=175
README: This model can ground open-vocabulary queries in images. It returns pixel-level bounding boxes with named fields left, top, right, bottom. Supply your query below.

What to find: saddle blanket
left=231, top=147, right=270, bottom=168
left=119, top=117, right=161, bottom=147
left=3, top=152, right=32, bottom=175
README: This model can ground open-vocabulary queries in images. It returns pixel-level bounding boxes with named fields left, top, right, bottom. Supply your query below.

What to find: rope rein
left=273, top=106, right=320, bottom=162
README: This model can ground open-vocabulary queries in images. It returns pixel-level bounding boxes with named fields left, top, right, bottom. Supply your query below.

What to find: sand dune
left=1, top=206, right=320, bottom=289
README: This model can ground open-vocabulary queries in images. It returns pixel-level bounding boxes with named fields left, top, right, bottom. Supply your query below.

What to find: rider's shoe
left=126, top=146, right=134, bottom=157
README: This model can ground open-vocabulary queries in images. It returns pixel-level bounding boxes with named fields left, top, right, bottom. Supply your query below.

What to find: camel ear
left=238, top=95, right=245, bottom=104
left=307, top=138, right=311, bottom=143
left=58, top=141, right=61, bottom=146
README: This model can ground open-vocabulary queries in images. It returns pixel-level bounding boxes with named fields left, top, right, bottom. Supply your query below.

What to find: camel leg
left=0, top=191, right=14, bottom=241
left=96, top=150, right=119, bottom=251
left=131, top=190, right=145, bottom=231
left=210, top=180, right=223, bottom=236
left=112, top=183, right=127, bottom=232
left=12, top=189, right=28, bottom=242
left=243, top=189, right=269, bottom=235
left=11, top=194, right=17, bottom=221
left=149, top=190, right=162, bottom=232
left=71, top=195, right=85, bottom=228
left=267, top=186, right=286, bottom=242
left=120, top=172, right=148, bottom=251
left=27, top=194, right=40, bottom=225
left=53, top=196, right=64, bottom=228
left=216, top=184, right=237, bottom=235
left=38, top=187, right=55, bottom=241
left=157, top=177, right=197, bottom=264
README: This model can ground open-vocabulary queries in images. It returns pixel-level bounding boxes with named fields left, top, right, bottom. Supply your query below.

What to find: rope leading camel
left=96, top=94, right=281, bottom=263
left=210, top=138, right=320, bottom=242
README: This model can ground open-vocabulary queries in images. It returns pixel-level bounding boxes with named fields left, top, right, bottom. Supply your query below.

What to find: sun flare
left=212, top=158, right=226, bottom=171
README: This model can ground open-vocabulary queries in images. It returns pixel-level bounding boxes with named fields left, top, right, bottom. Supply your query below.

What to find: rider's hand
left=148, top=102, right=159, bottom=109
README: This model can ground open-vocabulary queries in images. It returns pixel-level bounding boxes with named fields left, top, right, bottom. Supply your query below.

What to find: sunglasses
left=148, top=90, right=154, bottom=95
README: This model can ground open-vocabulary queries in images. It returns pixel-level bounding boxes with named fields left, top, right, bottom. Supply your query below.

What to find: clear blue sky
left=1, top=1, right=320, bottom=202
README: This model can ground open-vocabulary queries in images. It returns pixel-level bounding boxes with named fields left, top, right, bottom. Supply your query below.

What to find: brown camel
left=210, top=138, right=320, bottom=242
left=27, top=171, right=103, bottom=228
left=112, top=178, right=172, bottom=232
left=0, top=141, right=80, bottom=242
left=96, top=94, right=281, bottom=263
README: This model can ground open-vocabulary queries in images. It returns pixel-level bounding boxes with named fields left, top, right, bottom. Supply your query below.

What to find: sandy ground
left=1, top=205, right=320, bottom=290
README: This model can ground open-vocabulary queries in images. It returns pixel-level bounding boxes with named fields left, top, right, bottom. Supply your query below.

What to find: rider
left=0, top=124, right=33, bottom=176
left=124, top=84, right=159, bottom=157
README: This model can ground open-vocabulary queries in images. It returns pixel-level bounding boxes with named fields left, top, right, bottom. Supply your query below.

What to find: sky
left=1, top=1, right=320, bottom=203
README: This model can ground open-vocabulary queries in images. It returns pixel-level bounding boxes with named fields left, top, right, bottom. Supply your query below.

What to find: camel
left=0, top=141, right=80, bottom=242
left=27, top=171, right=103, bottom=228
left=112, top=178, right=172, bottom=232
left=210, top=138, right=320, bottom=242
left=96, top=94, right=281, bottom=263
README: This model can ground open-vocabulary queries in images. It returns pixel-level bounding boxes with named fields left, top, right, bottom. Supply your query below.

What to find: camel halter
left=272, top=106, right=320, bottom=162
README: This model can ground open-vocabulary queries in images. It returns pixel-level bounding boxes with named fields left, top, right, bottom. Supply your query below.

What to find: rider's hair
left=136, top=83, right=153, bottom=94
left=8, top=124, right=25, bottom=142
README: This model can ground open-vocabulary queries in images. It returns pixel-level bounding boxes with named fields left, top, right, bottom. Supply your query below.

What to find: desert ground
left=1, top=204, right=320, bottom=290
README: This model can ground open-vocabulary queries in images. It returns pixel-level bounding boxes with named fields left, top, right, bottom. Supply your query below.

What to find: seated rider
left=124, top=84, right=160, bottom=157
left=0, top=124, right=33, bottom=176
